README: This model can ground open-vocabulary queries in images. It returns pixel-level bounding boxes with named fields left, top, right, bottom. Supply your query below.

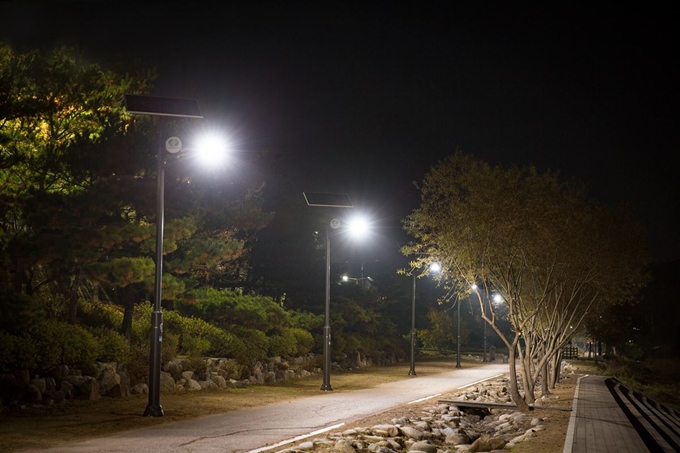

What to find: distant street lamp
left=409, top=262, right=441, bottom=376
left=456, top=292, right=462, bottom=369
left=492, top=293, right=505, bottom=362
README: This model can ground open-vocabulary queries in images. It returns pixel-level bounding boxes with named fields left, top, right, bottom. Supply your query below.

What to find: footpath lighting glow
left=429, top=262, right=441, bottom=273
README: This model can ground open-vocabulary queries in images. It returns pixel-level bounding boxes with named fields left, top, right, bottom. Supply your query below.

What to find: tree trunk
left=508, top=346, right=531, bottom=412
left=518, top=340, right=536, bottom=404
left=67, top=274, right=82, bottom=325
left=549, top=350, right=562, bottom=389
left=541, top=360, right=550, bottom=395
left=120, top=289, right=134, bottom=343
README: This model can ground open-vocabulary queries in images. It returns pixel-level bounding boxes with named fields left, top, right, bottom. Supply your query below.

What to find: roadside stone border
left=274, top=367, right=577, bottom=453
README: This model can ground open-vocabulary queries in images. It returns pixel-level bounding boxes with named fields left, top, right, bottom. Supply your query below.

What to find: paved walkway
left=564, top=375, right=680, bottom=453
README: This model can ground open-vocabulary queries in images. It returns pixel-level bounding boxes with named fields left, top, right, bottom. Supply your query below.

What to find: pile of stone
left=0, top=351, right=396, bottom=409
left=276, top=378, right=549, bottom=452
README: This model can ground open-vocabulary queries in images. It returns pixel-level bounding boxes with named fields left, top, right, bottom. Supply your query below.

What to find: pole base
left=143, top=404, right=164, bottom=417
left=320, top=383, right=333, bottom=391
left=408, top=370, right=417, bottom=376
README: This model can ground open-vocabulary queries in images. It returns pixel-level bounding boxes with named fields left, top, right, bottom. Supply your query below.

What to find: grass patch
left=605, top=356, right=680, bottom=410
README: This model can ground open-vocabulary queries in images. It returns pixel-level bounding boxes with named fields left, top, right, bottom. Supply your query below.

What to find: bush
left=288, top=327, right=314, bottom=356
left=79, top=300, right=124, bottom=330
left=233, top=326, right=269, bottom=361
left=88, top=326, right=130, bottom=363
left=27, top=319, right=101, bottom=375
left=268, top=332, right=297, bottom=358
left=0, top=331, right=37, bottom=372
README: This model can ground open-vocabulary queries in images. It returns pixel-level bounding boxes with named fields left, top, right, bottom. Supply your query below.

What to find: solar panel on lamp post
left=124, top=95, right=203, bottom=417
left=303, top=192, right=356, bottom=391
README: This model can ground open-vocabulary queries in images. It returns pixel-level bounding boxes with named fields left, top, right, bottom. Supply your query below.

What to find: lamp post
left=303, top=193, right=368, bottom=391
left=470, top=284, right=487, bottom=362
left=493, top=293, right=505, bottom=362
left=456, top=295, right=462, bottom=369
left=124, top=95, right=204, bottom=417
left=409, top=262, right=440, bottom=376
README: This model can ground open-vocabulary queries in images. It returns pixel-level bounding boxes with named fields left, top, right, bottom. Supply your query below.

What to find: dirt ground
left=0, top=360, right=599, bottom=452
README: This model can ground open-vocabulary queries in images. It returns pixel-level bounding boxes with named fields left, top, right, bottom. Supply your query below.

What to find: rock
left=409, top=440, right=437, bottom=453
left=25, top=384, right=42, bottom=402
left=67, top=376, right=100, bottom=400
left=468, top=435, right=507, bottom=452
left=372, top=424, right=400, bottom=437
left=29, top=378, right=47, bottom=394
left=165, top=360, right=183, bottom=380
left=185, top=379, right=202, bottom=391
left=212, top=375, right=227, bottom=388
left=445, top=432, right=471, bottom=445
left=95, top=362, right=121, bottom=396
left=130, top=383, right=148, bottom=395
left=333, top=439, right=356, bottom=452
left=159, top=372, right=176, bottom=393
left=399, top=426, right=424, bottom=440
left=199, top=380, right=218, bottom=390
left=264, top=371, right=277, bottom=384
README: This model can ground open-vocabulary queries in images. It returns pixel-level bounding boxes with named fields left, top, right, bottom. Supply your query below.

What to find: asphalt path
left=24, top=363, right=508, bottom=453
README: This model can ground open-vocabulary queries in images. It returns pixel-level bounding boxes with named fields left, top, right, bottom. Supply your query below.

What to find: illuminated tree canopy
left=403, top=151, right=649, bottom=410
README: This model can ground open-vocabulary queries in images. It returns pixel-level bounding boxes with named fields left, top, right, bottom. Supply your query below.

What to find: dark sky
left=2, top=2, right=678, bottom=267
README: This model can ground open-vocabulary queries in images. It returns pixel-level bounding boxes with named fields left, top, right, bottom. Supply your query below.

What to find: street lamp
left=470, top=284, right=488, bottom=362
left=303, top=193, right=369, bottom=391
left=125, top=95, right=205, bottom=417
left=492, top=293, right=505, bottom=362
left=456, top=291, right=462, bottom=369
left=409, top=262, right=440, bottom=376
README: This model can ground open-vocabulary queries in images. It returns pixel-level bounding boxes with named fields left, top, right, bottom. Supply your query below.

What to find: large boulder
left=95, top=362, right=121, bottom=396
left=62, top=375, right=100, bottom=400
left=159, top=371, right=176, bottom=393
left=469, top=435, right=507, bottom=452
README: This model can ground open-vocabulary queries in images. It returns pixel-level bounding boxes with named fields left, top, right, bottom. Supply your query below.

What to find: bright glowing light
left=193, top=132, right=230, bottom=166
left=346, top=215, right=370, bottom=238
left=429, top=262, right=441, bottom=273
left=342, top=275, right=349, bottom=282
left=471, top=283, right=478, bottom=291
left=493, top=293, right=503, bottom=303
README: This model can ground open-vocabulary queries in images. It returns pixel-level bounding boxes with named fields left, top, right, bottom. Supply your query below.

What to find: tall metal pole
left=409, top=274, right=417, bottom=375
left=483, top=320, right=487, bottom=362
left=456, top=299, right=461, bottom=368
left=320, top=224, right=333, bottom=391
left=144, top=120, right=165, bottom=417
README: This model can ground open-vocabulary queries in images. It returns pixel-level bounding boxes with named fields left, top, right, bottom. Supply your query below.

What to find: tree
left=0, top=44, right=272, bottom=340
left=0, top=43, right=155, bottom=323
left=403, top=151, right=649, bottom=411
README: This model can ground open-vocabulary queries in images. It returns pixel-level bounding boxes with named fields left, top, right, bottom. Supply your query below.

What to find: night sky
left=2, top=2, right=678, bottom=268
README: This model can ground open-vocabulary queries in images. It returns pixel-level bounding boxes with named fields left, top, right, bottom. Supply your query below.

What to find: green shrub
left=88, top=326, right=130, bottom=363
left=130, top=302, right=153, bottom=347
left=128, top=344, right=149, bottom=384
left=181, top=355, right=206, bottom=374
left=288, top=327, right=314, bottom=356
left=233, top=326, right=269, bottom=361
left=268, top=333, right=296, bottom=357
left=79, top=300, right=124, bottom=330
left=27, top=319, right=101, bottom=375
left=0, top=331, right=37, bottom=372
